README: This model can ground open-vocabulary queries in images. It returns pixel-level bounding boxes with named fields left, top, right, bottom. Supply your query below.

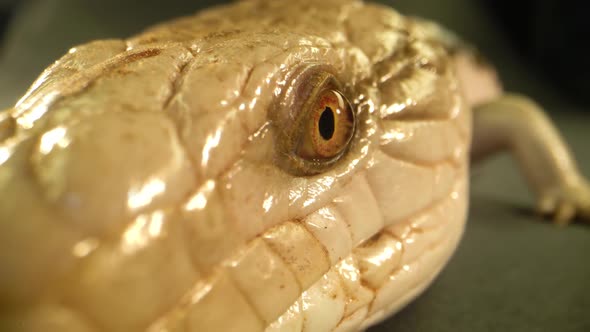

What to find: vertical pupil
left=318, top=107, right=335, bottom=140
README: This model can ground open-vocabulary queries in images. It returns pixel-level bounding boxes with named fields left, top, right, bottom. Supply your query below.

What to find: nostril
left=0, top=109, right=16, bottom=142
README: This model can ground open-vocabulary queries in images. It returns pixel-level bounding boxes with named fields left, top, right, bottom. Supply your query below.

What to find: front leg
left=471, top=94, right=590, bottom=224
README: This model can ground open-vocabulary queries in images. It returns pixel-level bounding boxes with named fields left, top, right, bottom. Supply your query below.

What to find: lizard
left=0, top=0, right=589, bottom=331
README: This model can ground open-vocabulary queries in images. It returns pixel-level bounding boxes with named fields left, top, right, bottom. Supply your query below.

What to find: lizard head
left=0, top=0, right=469, bottom=331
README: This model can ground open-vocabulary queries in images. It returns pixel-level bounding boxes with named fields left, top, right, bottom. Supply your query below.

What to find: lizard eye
left=273, top=65, right=357, bottom=175
left=296, top=89, right=355, bottom=160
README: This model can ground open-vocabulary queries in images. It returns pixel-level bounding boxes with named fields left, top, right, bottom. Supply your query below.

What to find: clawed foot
left=536, top=177, right=590, bottom=226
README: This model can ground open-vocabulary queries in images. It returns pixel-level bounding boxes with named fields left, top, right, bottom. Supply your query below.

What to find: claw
left=536, top=194, right=556, bottom=216
left=536, top=179, right=590, bottom=225
left=553, top=201, right=575, bottom=226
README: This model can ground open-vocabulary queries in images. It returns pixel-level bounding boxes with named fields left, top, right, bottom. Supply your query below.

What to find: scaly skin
left=0, top=1, right=588, bottom=331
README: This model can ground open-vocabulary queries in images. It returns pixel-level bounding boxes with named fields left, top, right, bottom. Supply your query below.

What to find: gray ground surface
left=1, top=1, right=588, bottom=331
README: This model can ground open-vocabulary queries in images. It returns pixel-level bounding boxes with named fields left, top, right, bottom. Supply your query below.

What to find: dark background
left=0, top=1, right=588, bottom=331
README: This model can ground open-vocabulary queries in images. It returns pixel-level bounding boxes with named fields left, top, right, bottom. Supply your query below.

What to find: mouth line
left=267, top=175, right=468, bottom=330
left=139, top=173, right=466, bottom=331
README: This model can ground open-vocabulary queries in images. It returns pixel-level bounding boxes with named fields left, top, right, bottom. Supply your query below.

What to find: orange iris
left=297, top=89, right=355, bottom=160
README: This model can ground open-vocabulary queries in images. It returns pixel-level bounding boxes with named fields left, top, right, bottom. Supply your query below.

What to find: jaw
left=153, top=153, right=470, bottom=332
left=264, top=133, right=470, bottom=331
